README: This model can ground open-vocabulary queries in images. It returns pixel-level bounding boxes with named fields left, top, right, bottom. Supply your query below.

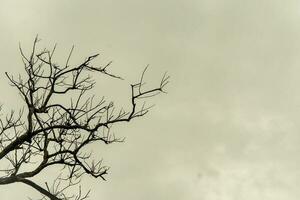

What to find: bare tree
left=0, top=37, right=169, bottom=200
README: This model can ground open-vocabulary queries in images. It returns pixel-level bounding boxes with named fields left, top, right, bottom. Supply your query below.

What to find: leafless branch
left=0, top=36, right=168, bottom=200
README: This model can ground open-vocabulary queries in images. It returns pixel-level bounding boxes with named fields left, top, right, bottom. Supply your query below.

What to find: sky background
left=1, top=0, right=300, bottom=199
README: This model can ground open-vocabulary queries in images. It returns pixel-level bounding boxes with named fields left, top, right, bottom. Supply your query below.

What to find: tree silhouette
left=0, top=37, right=169, bottom=200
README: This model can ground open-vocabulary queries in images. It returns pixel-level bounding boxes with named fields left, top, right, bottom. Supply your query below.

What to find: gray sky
left=1, top=0, right=300, bottom=199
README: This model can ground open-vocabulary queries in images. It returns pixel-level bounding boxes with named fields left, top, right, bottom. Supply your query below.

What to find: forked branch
left=0, top=37, right=168, bottom=200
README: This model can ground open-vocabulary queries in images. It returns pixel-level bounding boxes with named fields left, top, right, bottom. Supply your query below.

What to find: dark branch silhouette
left=0, top=37, right=169, bottom=200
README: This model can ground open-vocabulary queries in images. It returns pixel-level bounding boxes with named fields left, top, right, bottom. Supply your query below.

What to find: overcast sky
left=1, top=0, right=300, bottom=199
